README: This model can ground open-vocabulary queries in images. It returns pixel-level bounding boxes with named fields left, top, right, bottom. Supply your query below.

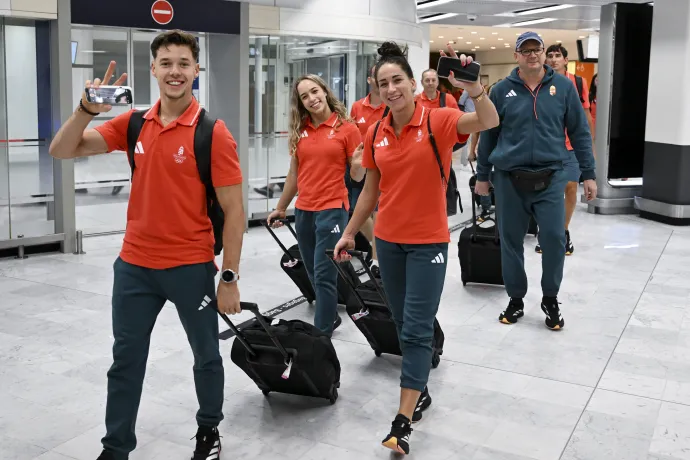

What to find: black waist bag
left=509, top=169, right=554, bottom=193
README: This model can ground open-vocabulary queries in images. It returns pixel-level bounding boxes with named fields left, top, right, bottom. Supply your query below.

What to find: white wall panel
left=10, top=0, right=56, bottom=17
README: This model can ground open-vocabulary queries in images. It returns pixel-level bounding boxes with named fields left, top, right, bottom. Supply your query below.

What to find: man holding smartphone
left=49, top=29, right=244, bottom=460
left=474, top=31, right=597, bottom=331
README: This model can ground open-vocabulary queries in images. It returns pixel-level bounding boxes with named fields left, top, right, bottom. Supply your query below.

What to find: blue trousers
left=492, top=168, right=568, bottom=298
left=102, top=258, right=223, bottom=459
left=295, top=207, right=348, bottom=336
left=376, top=238, right=448, bottom=392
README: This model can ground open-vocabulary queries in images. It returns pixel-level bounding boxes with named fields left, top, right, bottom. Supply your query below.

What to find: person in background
left=350, top=64, right=386, bottom=275
left=590, top=73, right=598, bottom=137
left=544, top=44, right=595, bottom=256
left=417, top=68, right=460, bottom=110
left=49, top=30, right=245, bottom=460
left=475, top=31, right=597, bottom=331
left=334, top=41, right=499, bottom=456
left=267, top=75, right=363, bottom=337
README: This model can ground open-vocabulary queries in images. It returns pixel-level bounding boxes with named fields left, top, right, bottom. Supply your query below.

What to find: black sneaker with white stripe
left=541, top=297, right=564, bottom=330
left=191, top=426, right=221, bottom=460
left=412, top=387, right=432, bottom=423
left=499, top=298, right=525, bottom=324
left=381, top=414, right=413, bottom=455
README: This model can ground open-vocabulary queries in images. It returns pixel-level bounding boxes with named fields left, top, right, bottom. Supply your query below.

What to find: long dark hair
left=589, top=73, right=597, bottom=102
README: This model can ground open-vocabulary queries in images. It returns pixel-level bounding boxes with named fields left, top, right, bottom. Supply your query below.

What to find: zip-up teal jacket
left=476, top=65, right=595, bottom=182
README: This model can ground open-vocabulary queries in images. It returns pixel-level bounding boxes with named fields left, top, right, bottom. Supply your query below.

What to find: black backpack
left=439, top=93, right=466, bottom=151
left=574, top=74, right=585, bottom=104
left=371, top=112, right=462, bottom=216
left=126, top=108, right=226, bottom=255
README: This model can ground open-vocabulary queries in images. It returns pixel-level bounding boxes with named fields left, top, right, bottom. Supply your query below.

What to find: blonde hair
left=288, top=74, right=352, bottom=156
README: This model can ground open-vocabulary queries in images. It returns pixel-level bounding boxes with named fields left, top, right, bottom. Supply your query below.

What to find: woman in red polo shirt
left=267, top=74, right=363, bottom=337
left=333, top=42, right=499, bottom=455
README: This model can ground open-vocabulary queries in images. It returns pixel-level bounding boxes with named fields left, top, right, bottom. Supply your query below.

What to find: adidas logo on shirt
left=198, top=295, right=212, bottom=311
left=375, top=137, right=390, bottom=148
left=134, top=141, right=145, bottom=154
left=331, top=225, right=341, bottom=234
left=358, top=117, right=366, bottom=123
left=300, top=130, right=309, bottom=138
left=505, top=90, right=517, bottom=98
left=431, top=253, right=445, bottom=264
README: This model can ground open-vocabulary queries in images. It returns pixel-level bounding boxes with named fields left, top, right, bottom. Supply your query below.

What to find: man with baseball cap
left=474, top=31, right=597, bottom=331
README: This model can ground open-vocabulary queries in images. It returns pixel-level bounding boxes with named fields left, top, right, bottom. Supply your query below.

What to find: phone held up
left=84, top=85, right=133, bottom=105
left=436, top=56, right=481, bottom=83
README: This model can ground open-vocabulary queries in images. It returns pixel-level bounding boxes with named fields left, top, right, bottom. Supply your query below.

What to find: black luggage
left=327, top=249, right=444, bottom=368
left=220, top=302, right=341, bottom=404
left=458, top=190, right=504, bottom=287
left=263, top=219, right=360, bottom=305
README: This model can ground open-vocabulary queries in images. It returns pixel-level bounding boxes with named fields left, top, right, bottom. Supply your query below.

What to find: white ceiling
left=416, top=0, right=652, bottom=31
left=429, top=24, right=592, bottom=55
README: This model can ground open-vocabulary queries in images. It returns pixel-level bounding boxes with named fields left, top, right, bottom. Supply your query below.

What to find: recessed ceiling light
left=514, top=4, right=575, bottom=16
left=475, top=46, right=480, bottom=49
left=430, top=40, right=435, bottom=43
left=498, top=38, right=504, bottom=41
left=416, top=0, right=456, bottom=10
left=492, top=32, right=498, bottom=35
left=458, top=36, right=463, bottom=39
left=471, top=31, right=477, bottom=34
left=439, top=36, right=444, bottom=38
left=556, top=40, right=562, bottom=43
left=516, top=33, right=520, bottom=36
left=480, top=37, right=485, bottom=40
left=491, top=46, right=496, bottom=49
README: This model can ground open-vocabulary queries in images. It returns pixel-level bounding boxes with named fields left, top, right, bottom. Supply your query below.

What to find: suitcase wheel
left=431, top=352, right=441, bottom=369
left=374, top=349, right=382, bottom=357
left=329, top=387, right=338, bottom=405
left=261, top=389, right=270, bottom=397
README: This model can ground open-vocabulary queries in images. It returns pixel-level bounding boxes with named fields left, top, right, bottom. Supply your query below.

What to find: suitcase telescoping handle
left=326, top=249, right=390, bottom=308
left=469, top=163, right=499, bottom=244
left=262, top=218, right=300, bottom=260
left=217, top=301, right=292, bottom=366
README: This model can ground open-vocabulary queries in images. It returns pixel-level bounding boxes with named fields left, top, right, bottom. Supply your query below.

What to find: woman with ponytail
left=267, top=75, right=363, bottom=337
left=333, top=42, right=499, bottom=455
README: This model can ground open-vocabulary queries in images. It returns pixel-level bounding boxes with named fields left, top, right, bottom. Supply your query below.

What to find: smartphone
left=436, top=56, right=481, bottom=82
left=84, top=85, right=133, bottom=105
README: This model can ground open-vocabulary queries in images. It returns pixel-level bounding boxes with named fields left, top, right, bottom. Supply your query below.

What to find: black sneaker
left=369, top=261, right=381, bottom=278
left=535, top=233, right=542, bottom=253
left=191, top=426, right=221, bottom=460
left=381, top=414, right=412, bottom=455
left=96, top=452, right=118, bottom=460
left=499, top=298, right=525, bottom=324
left=565, top=230, right=574, bottom=255
left=412, top=387, right=432, bottom=423
left=333, top=314, right=342, bottom=331
left=541, top=297, right=564, bottom=331
left=477, top=209, right=491, bottom=223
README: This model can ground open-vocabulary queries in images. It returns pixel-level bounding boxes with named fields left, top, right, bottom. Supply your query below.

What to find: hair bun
left=378, top=41, right=407, bottom=59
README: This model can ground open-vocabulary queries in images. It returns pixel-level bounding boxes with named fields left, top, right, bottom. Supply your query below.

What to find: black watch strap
left=79, top=99, right=98, bottom=117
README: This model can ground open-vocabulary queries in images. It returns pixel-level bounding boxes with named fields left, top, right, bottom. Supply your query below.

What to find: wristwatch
left=220, top=269, right=239, bottom=284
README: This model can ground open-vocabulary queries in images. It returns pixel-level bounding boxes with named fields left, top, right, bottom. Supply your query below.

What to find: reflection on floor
left=2, top=183, right=690, bottom=460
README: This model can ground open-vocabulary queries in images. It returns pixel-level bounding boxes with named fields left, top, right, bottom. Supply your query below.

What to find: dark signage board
left=71, top=0, right=241, bottom=35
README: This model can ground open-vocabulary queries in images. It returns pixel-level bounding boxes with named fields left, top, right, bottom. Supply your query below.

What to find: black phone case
left=436, top=57, right=480, bottom=82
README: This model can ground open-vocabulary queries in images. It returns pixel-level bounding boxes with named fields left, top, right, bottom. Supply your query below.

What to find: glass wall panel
left=246, top=35, right=381, bottom=222
left=0, top=18, right=8, bottom=240
left=5, top=19, right=55, bottom=238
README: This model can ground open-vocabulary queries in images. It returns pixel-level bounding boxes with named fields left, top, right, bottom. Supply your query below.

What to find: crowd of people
left=48, top=27, right=597, bottom=459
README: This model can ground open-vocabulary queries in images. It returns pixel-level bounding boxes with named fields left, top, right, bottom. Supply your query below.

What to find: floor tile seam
left=557, top=229, right=674, bottom=460
left=594, top=386, right=690, bottom=409
left=0, top=275, right=111, bottom=298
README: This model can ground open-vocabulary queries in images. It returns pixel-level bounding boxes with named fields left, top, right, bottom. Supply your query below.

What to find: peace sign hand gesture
left=82, top=60, right=128, bottom=114
left=351, top=143, right=364, bottom=168
left=440, top=43, right=483, bottom=95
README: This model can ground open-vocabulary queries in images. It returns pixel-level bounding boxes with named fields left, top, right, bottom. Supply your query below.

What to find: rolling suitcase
left=327, top=249, right=444, bottom=369
left=458, top=191, right=504, bottom=287
left=220, top=302, right=341, bottom=404
left=263, top=219, right=360, bottom=305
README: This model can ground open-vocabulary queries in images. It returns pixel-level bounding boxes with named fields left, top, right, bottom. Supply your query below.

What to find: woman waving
left=268, top=75, right=363, bottom=337
left=333, top=42, right=499, bottom=455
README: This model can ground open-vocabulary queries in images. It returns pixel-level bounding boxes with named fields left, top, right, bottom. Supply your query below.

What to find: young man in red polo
left=544, top=44, right=595, bottom=256
left=50, top=30, right=244, bottom=460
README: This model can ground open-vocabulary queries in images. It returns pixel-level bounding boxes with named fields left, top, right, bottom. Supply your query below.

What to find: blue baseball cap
left=515, top=31, right=544, bottom=51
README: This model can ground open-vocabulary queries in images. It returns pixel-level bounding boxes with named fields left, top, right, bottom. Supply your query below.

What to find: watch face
left=222, top=270, right=235, bottom=283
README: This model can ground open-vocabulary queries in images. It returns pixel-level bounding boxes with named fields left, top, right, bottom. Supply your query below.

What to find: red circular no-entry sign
left=151, top=0, right=174, bottom=25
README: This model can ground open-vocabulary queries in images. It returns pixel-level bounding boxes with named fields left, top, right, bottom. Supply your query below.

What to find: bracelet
left=78, top=99, right=98, bottom=117
left=470, top=88, right=486, bottom=101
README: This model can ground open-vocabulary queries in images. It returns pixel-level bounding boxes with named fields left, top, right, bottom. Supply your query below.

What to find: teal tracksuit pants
left=492, top=168, right=569, bottom=298
left=101, top=258, right=223, bottom=459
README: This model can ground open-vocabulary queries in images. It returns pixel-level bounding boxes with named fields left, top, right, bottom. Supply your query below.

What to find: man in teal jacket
left=475, top=31, right=597, bottom=330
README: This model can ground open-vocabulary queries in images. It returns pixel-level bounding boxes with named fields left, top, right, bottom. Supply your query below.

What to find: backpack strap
left=426, top=112, right=448, bottom=189
left=194, top=108, right=218, bottom=198
left=439, top=92, right=446, bottom=108
left=382, top=106, right=390, bottom=118
left=575, top=75, right=585, bottom=104
left=371, top=120, right=382, bottom=166
left=126, top=110, right=147, bottom=178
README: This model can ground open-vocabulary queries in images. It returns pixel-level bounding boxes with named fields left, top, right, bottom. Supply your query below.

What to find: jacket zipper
left=522, top=82, right=543, bottom=165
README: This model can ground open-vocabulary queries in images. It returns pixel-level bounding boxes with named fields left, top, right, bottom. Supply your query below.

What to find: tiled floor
left=2, top=174, right=690, bottom=459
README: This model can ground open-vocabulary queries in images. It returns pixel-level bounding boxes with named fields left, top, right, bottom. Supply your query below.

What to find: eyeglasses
left=518, top=48, right=544, bottom=56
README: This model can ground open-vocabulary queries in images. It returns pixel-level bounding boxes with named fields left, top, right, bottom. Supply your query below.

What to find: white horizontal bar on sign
left=153, top=9, right=172, bottom=14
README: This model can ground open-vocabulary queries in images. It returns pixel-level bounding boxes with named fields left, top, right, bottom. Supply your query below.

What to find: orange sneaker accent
left=382, top=438, right=406, bottom=454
